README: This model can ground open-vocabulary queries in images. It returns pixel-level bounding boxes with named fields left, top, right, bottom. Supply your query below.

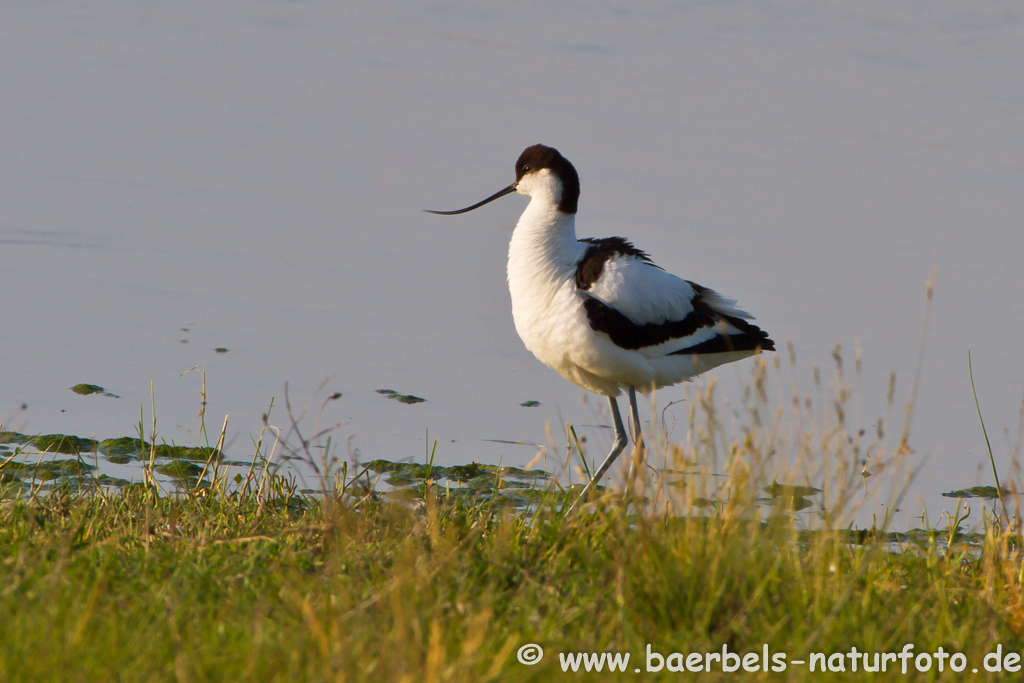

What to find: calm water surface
left=2, top=1, right=1023, bottom=524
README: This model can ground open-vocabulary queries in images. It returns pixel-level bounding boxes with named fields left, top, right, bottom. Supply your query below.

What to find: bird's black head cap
left=515, top=144, right=580, bottom=214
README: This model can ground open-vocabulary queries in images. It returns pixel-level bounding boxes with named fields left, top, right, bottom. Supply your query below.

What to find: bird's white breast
left=505, top=200, right=643, bottom=395
left=506, top=205, right=583, bottom=358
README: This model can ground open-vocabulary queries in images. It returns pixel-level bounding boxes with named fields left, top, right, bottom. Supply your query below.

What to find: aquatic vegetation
left=29, top=434, right=99, bottom=454
left=761, top=481, right=823, bottom=511
left=0, top=429, right=227, bottom=493
left=70, top=383, right=120, bottom=398
left=0, top=454, right=1020, bottom=680
left=0, top=431, right=24, bottom=444
left=97, top=437, right=149, bottom=462
left=376, top=388, right=426, bottom=404
left=152, top=444, right=222, bottom=461
left=0, top=339, right=1021, bottom=680
left=943, top=486, right=1009, bottom=500
left=358, top=459, right=551, bottom=505
left=70, top=383, right=105, bottom=395
left=1, top=317, right=1022, bottom=679
left=155, top=460, right=205, bottom=480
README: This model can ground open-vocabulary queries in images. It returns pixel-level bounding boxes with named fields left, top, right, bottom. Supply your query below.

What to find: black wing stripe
left=583, top=293, right=775, bottom=353
left=583, top=296, right=719, bottom=350
left=670, top=331, right=774, bottom=355
left=575, top=237, right=661, bottom=290
left=668, top=310, right=775, bottom=354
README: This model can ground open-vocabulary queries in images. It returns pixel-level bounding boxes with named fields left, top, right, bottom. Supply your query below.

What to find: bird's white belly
left=509, top=279, right=653, bottom=396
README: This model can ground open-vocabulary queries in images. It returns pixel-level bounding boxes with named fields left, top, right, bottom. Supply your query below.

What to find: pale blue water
left=2, top=1, right=1023, bottom=524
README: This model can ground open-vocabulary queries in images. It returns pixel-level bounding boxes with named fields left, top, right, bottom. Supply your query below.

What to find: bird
left=426, top=144, right=773, bottom=506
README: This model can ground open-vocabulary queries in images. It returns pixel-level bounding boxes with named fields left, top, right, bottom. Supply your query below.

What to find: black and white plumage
left=426, top=144, right=773, bottom=503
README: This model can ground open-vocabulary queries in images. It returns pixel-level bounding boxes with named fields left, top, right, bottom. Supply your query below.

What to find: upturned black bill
left=423, top=183, right=517, bottom=215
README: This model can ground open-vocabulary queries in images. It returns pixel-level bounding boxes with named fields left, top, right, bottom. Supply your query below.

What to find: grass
left=2, top=339, right=1024, bottom=679
left=0, top=471, right=1022, bottom=681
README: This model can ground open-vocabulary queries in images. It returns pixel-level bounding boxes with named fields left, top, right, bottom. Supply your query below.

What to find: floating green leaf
left=30, top=434, right=99, bottom=454
left=0, top=431, right=29, bottom=445
left=152, top=445, right=222, bottom=462
left=71, top=383, right=105, bottom=395
left=493, top=465, right=548, bottom=482
left=941, top=486, right=1008, bottom=500
left=155, top=461, right=204, bottom=480
left=768, top=495, right=814, bottom=511
left=98, top=437, right=148, bottom=461
left=95, top=474, right=132, bottom=487
left=376, top=389, right=426, bottom=404
left=70, top=384, right=120, bottom=398
left=445, top=462, right=490, bottom=481
left=363, top=459, right=410, bottom=474
left=764, top=482, right=822, bottom=499
left=97, top=438, right=220, bottom=463
left=32, top=459, right=95, bottom=481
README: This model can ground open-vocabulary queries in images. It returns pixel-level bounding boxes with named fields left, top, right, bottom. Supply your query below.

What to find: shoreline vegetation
left=3, top=330, right=1024, bottom=678
left=0, top=436, right=1022, bottom=680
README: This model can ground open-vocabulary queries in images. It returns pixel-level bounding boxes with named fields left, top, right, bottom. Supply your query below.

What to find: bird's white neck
left=505, top=196, right=584, bottom=365
left=507, top=197, right=580, bottom=279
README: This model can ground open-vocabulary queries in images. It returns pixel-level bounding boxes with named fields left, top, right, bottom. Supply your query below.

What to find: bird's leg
left=567, top=395, right=628, bottom=513
left=592, top=395, right=629, bottom=485
left=626, top=386, right=645, bottom=479
left=628, top=386, right=643, bottom=447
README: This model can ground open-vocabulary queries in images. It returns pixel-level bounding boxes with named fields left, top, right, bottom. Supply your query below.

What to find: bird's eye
left=522, top=165, right=531, bottom=172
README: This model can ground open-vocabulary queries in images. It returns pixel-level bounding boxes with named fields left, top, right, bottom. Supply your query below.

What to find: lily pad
left=520, top=400, right=541, bottom=408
